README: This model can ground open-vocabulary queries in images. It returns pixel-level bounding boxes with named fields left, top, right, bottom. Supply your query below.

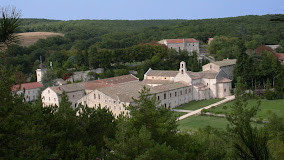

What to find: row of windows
left=26, top=90, right=36, bottom=94
left=94, top=93, right=121, bottom=105
left=25, top=95, right=36, bottom=101
left=157, top=89, right=191, bottom=100
left=42, top=96, right=57, bottom=102
left=94, top=94, right=100, bottom=99
left=104, top=105, right=122, bottom=111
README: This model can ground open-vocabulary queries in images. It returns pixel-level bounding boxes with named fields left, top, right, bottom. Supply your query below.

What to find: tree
left=226, top=77, right=269, bottom=159
left=0, top=6, right=21, bottom=47
left=105, top=87, right=180, bottom=159
left=41, top=70, right=57, bottom=88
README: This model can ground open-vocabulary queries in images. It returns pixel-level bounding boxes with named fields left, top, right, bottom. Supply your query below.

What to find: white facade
left=36, top=68, right=47, bottom=82
left=41, top=88, right=60, bottom=107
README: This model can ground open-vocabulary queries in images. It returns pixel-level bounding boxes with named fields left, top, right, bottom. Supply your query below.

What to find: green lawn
left=175, top=99, right=223, bottom=110
left=174, top=112, right=188, bottom=117
left=177, top=115, right=264, bottom=132
left=177, top=116, right=229, bottom=131
left=207, top=99, right=284, bottom=119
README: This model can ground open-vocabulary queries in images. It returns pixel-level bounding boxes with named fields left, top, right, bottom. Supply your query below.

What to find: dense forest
left=1, top=14, right=283, bottom=84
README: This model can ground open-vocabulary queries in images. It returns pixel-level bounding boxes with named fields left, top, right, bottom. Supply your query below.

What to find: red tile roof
left=166, top=38, right=199, bottom=44
left=273, top=53, right=284, bottom=61
left=12, top=82, right=43, bottom=92
left=85, top=74, right=139, bottom=90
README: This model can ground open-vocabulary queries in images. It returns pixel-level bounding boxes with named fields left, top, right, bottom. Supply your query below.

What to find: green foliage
left=226, top=77, right=269, bottom=159
left=0, top=7, right=21, bottom=46
left=106, top=87, right=181, bottom=159
left=41, top=69, right=56, bottom=88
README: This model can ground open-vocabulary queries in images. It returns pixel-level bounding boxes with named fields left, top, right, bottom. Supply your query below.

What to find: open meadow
left=16, top=32, right=64, bottom=46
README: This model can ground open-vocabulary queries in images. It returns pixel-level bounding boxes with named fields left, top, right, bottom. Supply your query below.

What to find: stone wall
left=17, top=88, right=41, bottom=102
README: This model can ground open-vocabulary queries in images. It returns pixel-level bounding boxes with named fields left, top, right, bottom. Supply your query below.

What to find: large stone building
left=78, top=59, right=236, bottom=117
left=12, top=82, right=43, bottom=102
left=41, top=74, right=139, bottom=108
left=158, top=38, right=200, bottom=54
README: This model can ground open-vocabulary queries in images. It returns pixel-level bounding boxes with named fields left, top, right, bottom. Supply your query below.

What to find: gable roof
left=50, top=83, right=85, bottom=95
left=166, top=38, right=199, bottom=44
left=187, top=70, right=218, bottom=80
left=85, top=74, right=138, bottom=90
left=146, top=69, right=179, bottom=77
left=12, top=82, right=43, bottom=92
left=97, top=81, right=189, bottom=103
left=212, top=59, right=236, bottom=67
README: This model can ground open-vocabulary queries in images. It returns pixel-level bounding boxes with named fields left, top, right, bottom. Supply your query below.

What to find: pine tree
left=226, top=77, right=269, bottom=160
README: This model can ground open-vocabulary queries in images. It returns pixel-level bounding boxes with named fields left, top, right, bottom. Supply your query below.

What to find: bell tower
left=36, top=56, right=47, bottom=83
left=179, top=61, right=187, bottom=74
left=36, top=68, right=47, bottom=83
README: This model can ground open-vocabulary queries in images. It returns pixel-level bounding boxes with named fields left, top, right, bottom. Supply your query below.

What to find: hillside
left=16, top=32, right=64, bottom=46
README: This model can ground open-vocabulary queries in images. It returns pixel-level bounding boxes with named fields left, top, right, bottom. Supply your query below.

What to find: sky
left=1, top=0, right=284, bottom=20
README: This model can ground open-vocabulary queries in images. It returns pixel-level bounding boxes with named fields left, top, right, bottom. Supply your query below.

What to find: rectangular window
left=175, top=92, right=177, bottom=97
left=164, top=93, right=166, bottom=99
left=224, top=88, right=226, bottom=92
left=157, top=96, right=160, bottom=100
left=170, top=93, right=172, bottom=98
left=180, top=91, right=182, bottom=95
left=98, top=94, right=100, bottom=99
left=185, top=89, right=187, bottom=94
left=94, top=94, right=96, bottom=99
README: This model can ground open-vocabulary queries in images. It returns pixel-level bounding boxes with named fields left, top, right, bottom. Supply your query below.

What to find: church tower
left=36, top=68, right=47, bottom=83
left=179, top=61, right=187, bottom=74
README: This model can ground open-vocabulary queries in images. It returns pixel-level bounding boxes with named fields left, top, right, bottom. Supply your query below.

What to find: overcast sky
left=2, top=0, right=284, bottom=20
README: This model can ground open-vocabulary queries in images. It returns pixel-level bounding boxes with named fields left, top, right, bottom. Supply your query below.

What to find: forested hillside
left=1, top=14, right=283, bottom=83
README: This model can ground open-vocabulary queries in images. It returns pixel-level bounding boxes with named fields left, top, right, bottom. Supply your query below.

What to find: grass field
left=16, top=32, right=64, bottom=46
left=175, top=98, right=223, bottom=110
left=207, top=99, right=284, bottom=119
left=177, top=116, right=229, bottom=131
left=177, top=115, right=264, bottom=131
left=174, top=112, right=187, bottom=117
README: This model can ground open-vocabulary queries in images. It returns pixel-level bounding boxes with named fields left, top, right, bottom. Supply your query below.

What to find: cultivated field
left=16, top=32, right=64, bottom=46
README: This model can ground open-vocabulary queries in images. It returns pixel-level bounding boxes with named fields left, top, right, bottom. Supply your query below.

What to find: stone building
left=78, top=60, right=235, bottom=117
left=158, top=38, right=200, bottom=54
left=41, top=83, right=85, bottom=109
left=12, top=82, right=43, bottom=102
left=202, top=59, right=236, bottom=80
left=78, top=81, right=191, bottom=117
left=41, top=74, right=139, bottom=108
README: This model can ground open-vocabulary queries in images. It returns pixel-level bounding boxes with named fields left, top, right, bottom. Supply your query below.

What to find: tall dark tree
left=226, top=77, right=269, bottom=160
